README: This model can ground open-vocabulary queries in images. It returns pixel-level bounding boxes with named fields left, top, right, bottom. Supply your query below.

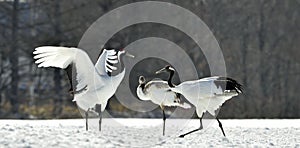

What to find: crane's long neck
left=137, top=83, right=150, bottom=101
left=107, top=52, right=127, bottom=87
left=140, top=83, right=145, bottom=90
left=118, top=53, right=125, bottom=72
left=168, top=70, right=175, bottom=87
left=116, top=52, right=128, bottom=75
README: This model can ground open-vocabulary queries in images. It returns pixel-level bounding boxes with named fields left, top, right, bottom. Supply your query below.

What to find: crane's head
left=138, top=76, right=146, bottom=84
left=155, top=65, right=175, bottom=74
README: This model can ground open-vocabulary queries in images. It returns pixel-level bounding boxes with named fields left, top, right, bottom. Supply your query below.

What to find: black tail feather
left=215, top=77, right=243, bottom=93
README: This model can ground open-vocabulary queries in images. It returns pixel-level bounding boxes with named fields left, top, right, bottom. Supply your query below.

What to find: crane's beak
left=125, top=52, right=135, bottom=58
left=155, top=67, right=166, bottom=74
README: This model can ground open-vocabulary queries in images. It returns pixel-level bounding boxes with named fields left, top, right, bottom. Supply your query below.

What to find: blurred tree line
left=0, top=0, right=299, bottom=119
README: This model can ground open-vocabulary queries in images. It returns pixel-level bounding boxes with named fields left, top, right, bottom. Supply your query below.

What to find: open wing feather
left=33, top=46, right=96, bottom=91
left=95, top=49, right=118, bottom=75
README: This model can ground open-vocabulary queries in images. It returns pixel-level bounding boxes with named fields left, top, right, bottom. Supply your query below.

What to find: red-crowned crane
left=136, top=76, right=191, bottom=136
left=33, top=46, right=134, bottom=131
left=156, top=65, right=242, bottom=137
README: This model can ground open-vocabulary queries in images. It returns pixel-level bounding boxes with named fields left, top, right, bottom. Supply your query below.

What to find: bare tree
left=8, top=0, right=20, bottom=116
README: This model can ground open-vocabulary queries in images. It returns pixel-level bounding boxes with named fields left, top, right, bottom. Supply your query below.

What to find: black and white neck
left=168, top=69, right=175, bottom=87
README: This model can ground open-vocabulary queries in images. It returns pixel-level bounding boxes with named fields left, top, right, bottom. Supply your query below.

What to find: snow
left=0, top=119, right=299, bottom=147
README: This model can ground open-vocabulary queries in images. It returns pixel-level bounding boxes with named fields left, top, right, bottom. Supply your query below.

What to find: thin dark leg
left=179, top=118, right=203, bottom=138
left=85, top=109, right=89, bottom=131
left=99, top=105, right=102, bottom=131
left=95, top=104, right=102, bottom=131
left=162, top=108, right=166, bottom=136
left=216, top=118, right=226, bottom=137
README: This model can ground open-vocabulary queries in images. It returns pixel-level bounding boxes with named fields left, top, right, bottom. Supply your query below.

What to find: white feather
left=33, top=46, right=126, bottom=112
left=137, top=79, right=191, bottom=109
left=95, top=49, right=119, bottom=75
left=170, top=77, right=239, bottom=117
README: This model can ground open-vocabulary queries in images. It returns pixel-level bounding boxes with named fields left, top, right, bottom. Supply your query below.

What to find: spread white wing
left=33, top=46, right=96, bottom=91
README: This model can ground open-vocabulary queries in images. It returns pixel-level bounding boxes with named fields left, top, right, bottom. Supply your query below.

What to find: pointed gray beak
left=155, top=67, right=166, bottom=74
left=125, top=52, right=135, bottom=58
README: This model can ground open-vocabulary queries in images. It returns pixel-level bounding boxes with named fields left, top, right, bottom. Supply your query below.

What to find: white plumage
left=170, top=76, right=240, bottom=117
left=137, top=78, right=191, bottom=109
left=156, top=65, right=243, bottom=137
left=33, top=46, right=129, bottom=130
left=136, top=76, right=191, bottom=135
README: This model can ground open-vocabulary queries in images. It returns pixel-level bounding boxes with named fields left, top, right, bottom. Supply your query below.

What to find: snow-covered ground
left=0, top=119, right=299, bottom=147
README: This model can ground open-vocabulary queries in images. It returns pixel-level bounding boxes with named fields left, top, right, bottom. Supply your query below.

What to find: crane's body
left=155, top=65, right=242, bottom=137
left=136, top=76, right=190, bottom=135
left=137, top=79, right=190, bottom=108
left=170, top=76, right=241, bottom=117
left=33, top=46, right=132, bottom=131
left=73, top=70, right=125, bottom=112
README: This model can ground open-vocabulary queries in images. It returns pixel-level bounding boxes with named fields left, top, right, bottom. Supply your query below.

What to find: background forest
left=0, top=0, right=299, bottom=119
